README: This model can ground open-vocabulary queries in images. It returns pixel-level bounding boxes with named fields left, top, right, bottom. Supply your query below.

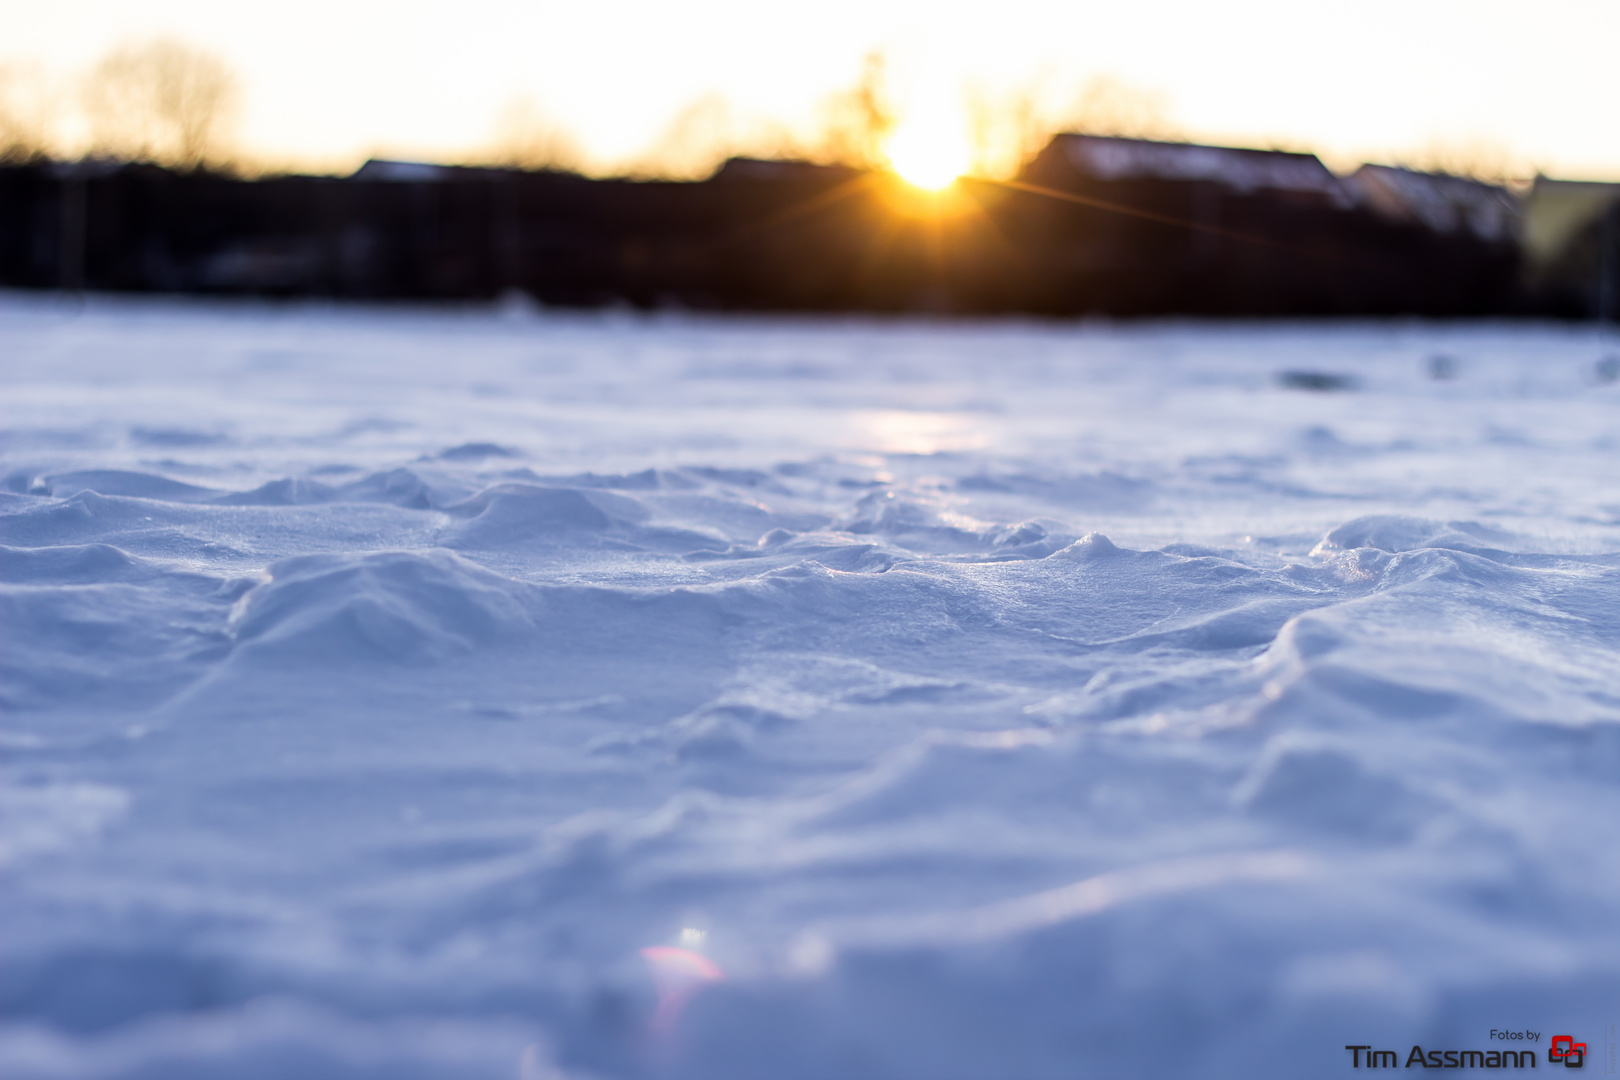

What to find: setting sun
left=886, top=113, right=971, bottom=190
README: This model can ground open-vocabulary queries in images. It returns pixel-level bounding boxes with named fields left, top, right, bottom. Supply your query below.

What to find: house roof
left=1044, top=134, right=1340, bottom=195
left=711, top=157, right=866, bottom=183
left=1347, top=164, right=1519, bottom=242
left=351, top=159, right=456, bottom=182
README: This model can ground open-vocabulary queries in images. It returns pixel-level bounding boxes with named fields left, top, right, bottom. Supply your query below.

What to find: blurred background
left=2, top=0, right=1617, bottom=317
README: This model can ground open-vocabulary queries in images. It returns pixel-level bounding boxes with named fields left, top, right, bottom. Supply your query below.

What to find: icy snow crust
left=1, top=295, right=1617, bottom=1079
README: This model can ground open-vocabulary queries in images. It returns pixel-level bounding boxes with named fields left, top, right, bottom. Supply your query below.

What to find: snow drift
left=1, top=296, right=1617, bottom=1078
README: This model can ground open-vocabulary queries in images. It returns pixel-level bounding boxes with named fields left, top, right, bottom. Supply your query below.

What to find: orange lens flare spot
left=641, top=946, right=725, bottom=1036
left=640, top=945, right=724, bottom=982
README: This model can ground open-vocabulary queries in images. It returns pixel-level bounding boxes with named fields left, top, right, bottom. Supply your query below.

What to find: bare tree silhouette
left=1065, top=75, right=1177, bottom=140
left=485, top=97, right=583, bottom=172
left=1400, top=137, right=1529, bottom=185
left=814, top=53, right=896, bottom=169
left=966, top=82, right=1050, bottom=179
left=963, top=74, right=1178, bottom=179
left=631, top=95, right=766, bottom=179
left=0, top=62, right=58, bottom=163
left=82, top=39, right=238, bottom=169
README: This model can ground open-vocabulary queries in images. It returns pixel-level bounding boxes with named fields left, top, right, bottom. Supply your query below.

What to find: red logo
left=1550, top=1036, right=1586, bottom=1068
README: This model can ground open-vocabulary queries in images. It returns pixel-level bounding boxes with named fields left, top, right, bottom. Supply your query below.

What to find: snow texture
left=1, top=294, right=1618, bottom=1078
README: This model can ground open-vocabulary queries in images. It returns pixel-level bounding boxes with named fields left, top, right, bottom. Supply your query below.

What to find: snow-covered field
left=2, top=294, right=1617, bottom=1079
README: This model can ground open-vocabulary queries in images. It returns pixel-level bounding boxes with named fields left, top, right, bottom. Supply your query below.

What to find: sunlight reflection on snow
left=846, top=409, right=990, bottom=454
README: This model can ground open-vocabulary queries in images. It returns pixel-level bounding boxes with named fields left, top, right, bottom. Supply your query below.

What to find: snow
left=1, top=293, right=1617, bottom=1079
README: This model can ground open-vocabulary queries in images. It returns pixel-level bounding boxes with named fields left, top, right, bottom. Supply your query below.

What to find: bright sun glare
left=886, top=115, right=971, bottom=190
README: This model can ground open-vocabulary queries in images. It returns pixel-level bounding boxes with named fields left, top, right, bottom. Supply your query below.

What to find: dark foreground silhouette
left=2, top=135, right=1615, bottom=317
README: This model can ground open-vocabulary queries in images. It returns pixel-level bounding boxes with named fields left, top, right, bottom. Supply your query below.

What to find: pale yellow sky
left=3, top=0, right=1617, bottom=178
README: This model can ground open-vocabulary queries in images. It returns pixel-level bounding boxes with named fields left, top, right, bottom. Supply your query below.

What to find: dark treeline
left=1, top=136, right=1615, bottom=317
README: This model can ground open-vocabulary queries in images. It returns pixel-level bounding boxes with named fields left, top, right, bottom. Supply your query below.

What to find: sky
left=2, top=0, right=1617, bottom=179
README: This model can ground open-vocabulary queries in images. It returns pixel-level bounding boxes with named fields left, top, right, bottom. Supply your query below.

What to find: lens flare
left=641, top=945, right=724, bottom=1035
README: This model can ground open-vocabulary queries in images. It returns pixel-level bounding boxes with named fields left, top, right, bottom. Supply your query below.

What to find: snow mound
left=1311, top=514, right=1523, bottom=554
left=32, top=470, right=222, bottom=503
left=227, top=550, right=534, bottom=662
